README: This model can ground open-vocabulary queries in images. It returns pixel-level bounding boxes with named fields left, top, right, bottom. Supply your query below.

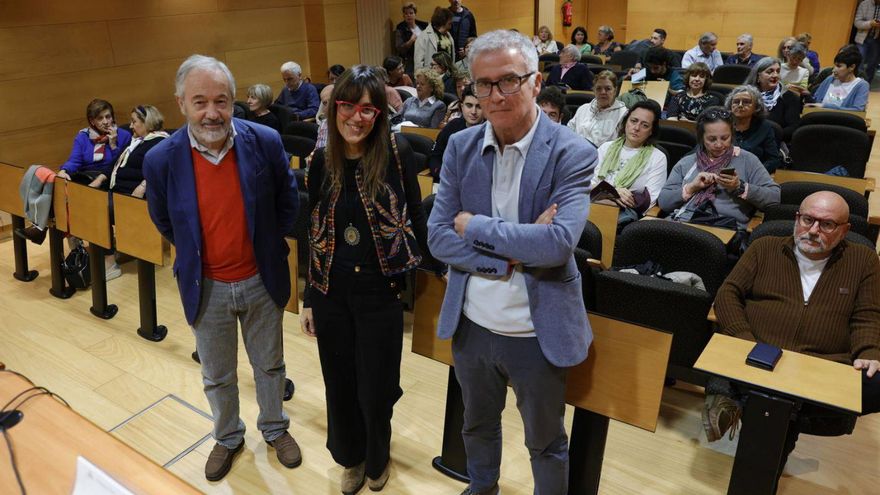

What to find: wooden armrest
left=869, top=215, right=880, bottom=226
left=587, top=258, right=607, bottom=270
left=645, top=206, right=661, bottom=217
left=418, top=169, right=432, bottom=177
left=746, top=212, right=764, bottom=233
left=707, top=306, right=717, bottom=323
left=867, top=177, right=875, bottom=192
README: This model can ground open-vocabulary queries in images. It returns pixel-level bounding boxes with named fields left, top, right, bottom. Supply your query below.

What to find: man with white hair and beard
left=143, top=54, right=301, bottom=481
left=707, top=191, right=880, bottom=486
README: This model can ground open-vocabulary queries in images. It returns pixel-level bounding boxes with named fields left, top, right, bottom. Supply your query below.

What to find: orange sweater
left=192, top=149, right=258, bottom=282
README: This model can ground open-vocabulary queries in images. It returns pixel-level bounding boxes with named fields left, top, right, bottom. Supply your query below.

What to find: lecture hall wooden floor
left=4, top=99, right=880, bottom=495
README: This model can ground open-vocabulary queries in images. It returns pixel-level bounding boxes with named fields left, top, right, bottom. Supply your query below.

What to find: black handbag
left=62, top=243, right=91, bottom=289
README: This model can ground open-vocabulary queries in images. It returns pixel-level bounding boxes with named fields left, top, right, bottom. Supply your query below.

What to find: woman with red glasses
left=300, top=65, right=428, bottom=495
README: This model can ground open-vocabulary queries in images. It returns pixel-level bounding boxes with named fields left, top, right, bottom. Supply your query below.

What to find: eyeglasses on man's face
left=797, top=212, right=844, bottom=234
left=471, top=72, right=535, bottom=99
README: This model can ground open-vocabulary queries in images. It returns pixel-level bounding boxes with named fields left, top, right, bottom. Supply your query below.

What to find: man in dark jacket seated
left=708, top=191, right=880, bottom=486
left=546, top=44, right=593, bottom=91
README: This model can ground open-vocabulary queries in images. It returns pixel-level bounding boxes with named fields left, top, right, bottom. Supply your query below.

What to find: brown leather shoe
left=205, top=441, right=244, bottom=481
left=342, top=461, right=365, bottom=494
left=702, top=394, right=743, bottom=442
left=267, top=431, right=302, bottom=468
left=367, top=461, right=390, bottom=491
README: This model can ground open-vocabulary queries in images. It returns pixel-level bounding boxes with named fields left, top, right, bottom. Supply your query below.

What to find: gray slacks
left=192, top=274, right=290, bottom=448
left=452, top=315, right=569, bottom=495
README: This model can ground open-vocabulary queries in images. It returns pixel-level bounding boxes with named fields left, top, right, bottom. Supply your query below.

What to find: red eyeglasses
left=336, top=100, right=382, bottom=121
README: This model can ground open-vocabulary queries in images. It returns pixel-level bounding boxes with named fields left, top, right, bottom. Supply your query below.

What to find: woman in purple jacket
left=57, top=99, right=132, bottom=187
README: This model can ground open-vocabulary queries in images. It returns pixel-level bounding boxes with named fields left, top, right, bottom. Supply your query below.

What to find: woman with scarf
left=591, top=100, right=667, bottom=225
left=659, top=107, right=779, bottom=230
left=300, top=65, right=428, bottom=495
left=57, top=99, right=132, bottom=186
left=107, top=105, right=169, bottom=198
left=747, top=57, right=802, bottom=142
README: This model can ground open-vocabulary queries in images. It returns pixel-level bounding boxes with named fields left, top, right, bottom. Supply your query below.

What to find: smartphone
left=719, top=168, right=736, bottom=176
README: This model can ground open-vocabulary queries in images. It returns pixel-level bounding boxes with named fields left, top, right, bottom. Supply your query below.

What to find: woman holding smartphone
left=659, top=106, right=780, bottom=230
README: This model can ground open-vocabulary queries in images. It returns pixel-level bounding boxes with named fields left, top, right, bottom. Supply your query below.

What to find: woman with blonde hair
left=400, top=67, right=447, bottom=127
left=533, top=25, right=558, bottom=55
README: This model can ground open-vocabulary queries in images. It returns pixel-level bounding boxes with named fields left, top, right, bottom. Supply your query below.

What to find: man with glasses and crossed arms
left=428, top=29, right=596, bottom=495
left=709, top=191, right=880, bottom=485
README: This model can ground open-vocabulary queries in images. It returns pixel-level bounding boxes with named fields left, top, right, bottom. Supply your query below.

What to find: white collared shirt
left=187, top=121, right=238, bottom=165
left=417, top=95, right=437, bottom=107
left=794, top=246, right=830, bottom=303
left=463, top=107, right=542, bottom=337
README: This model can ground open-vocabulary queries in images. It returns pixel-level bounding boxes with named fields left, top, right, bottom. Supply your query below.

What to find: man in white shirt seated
left=682, top=32, right=724, bottom=72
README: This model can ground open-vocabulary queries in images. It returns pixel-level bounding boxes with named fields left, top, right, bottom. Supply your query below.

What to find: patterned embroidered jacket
left=306, top=134, right=424, bottom=295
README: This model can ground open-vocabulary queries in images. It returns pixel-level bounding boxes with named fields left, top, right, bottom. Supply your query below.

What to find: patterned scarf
left=691, top=145, right=733, bottom=206
left=87, top=127, right=110, bottom=163
left=761, top=83, right=782, bottom=111
left=595, top=137, right=654, bottom=189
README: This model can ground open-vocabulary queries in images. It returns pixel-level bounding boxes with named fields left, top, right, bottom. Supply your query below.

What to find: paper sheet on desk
left=71, top=456, right=135, bottom=495
left=631, top=68, right=647, bottom=83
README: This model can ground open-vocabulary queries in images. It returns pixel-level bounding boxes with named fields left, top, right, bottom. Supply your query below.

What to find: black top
left=333, top=158, right=378, bottom=271
left=249, top=112, right=282, bottom=134
left=546, top=63, right=594, bottom=91
left=429, top=117, right=468, bottom=179
left=764, top=90, right=802, bottom=142
left=110, top=136, right=166, bottom=195
left=735, top=118, right=783, bottom=173
left=666, top=92, right=721, bottom=121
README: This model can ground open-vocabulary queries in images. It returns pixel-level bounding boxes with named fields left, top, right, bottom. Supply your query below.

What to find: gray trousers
left=192, top=274, right=289, bottom=448
left=452, top=316, right=569, bottom=495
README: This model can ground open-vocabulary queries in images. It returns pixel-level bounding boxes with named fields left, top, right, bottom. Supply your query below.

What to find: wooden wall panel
left=588, top=1, right=628, bottom=47
left=0, top=23, right=115, bottom=80
left=217, top=0, right=306, bottom=10
left=0, top=1, right=218, bottom=27
left=794, top=0, right=859, bottom=68
left=226, top=43, right=312, bottom=98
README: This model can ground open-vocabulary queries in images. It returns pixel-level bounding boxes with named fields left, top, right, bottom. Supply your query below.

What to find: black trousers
left=312, top=268, right=404, bottom=478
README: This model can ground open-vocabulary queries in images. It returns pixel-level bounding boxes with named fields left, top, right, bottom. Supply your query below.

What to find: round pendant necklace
left=342, top=171, right=361, bottom=246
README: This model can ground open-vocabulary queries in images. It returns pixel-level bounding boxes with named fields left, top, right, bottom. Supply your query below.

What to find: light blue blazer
left=427, top=111, right=597, bottom=367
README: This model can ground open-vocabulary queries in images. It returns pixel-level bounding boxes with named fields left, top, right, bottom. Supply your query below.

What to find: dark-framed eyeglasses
left=796, top=212, right=844, bottom=234
left=335, top=100, right=382, bottom=121
left=471, top=72, right=536, bottom=99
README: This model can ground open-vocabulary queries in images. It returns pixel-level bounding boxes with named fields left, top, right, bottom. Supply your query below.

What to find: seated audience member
left=682, top=32, right=724, bottom=72
left=708, top=191, right=880, bottom=484
left=431, top=51, right=458, bottom=94
left=780, top=42, right=811, bottom=96
left=778, top=37, right=814, bottom=75
left=275, top=61, right=320, bottom=120
left=327, top=64, right=345, bottom=84
left=245, top=83, right=282, bottom=133
left=537, top=86, right=567, bottom=124
left=571, top=26, right=592, bottom=56
left=108, top=105, right=169, bottom=198
left=725, top=85, right=783, bottom=173
left=725, top=33, right=762, bottom=67
left=809, top=49, right=870, bottom=111
left=533, top=25, right=558, bottom=55
left=546, top=44, right=594, bottom=90
left=796, top=32, right=821, bottom=73
left=808, top=44, right=865, bottom=95
left=666, top=62, right=721, bottom=121
left=592, top=100, right=667, bottom=222
left=628, top=28, right=667, bottom=62
left=315, top=84, right=334, bottom=149
left=592, top=25, right=622, bottom=56
left=414, top=7, right=455, bottom=71
left=395, top=3, right=429, bottom=75
left=643, top=47, right=685, bottom=92
left=374, top=67, right=404, bottom=115
left=568, top=70, right=628, bottom=146
left=747, top=57, right=802, bottom=142
left=400, top=68, right=447, bottom=128
left=384, top=56, right=414, bottom=87
left=659, top=106, right=780, bottom=229
left=428, top=85, right=484, bottom=178
left=455, top=37, right=475, bottom=75
left=439, top=71, right=472, bottom=127
left=58, top=99, right=132, bottom=185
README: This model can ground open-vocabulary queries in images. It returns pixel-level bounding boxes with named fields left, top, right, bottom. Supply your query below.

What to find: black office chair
left=594, top=221, right=727, bottom=382
left=565, top=92, right=594, bottom=107
left=400, top=132, right=434, bottom=158
left=233, top=101, right=253, bottom=120
left=608, top=51, right=640, bottom=70
left=285, top=121, right=319, bottom=141
left=658, top=125, right=697, bottom=147
left=281, top=135, right=317, bottom=161
left=580, top=54, right=603, bottom=65
left=799, top=111, right=868, bottom=133
left=269, top=104, right=299, bottom=134
left=539, top=53, right=560, bottom=65
left=656, top=141, right=694, bottom=173
left=766, top=119, right=784, bottom=146
left=751, top=219, right=875, bottom=250
left=586, top=64, right=615, bottom=75
left=574, top=220, right=603, bottom=311
left=789, top=125, right=870, bottom=178
left=779, top=181, right=869, bottom=218
left=712, top=65, right=752, bottom=85
left=711, top=84, right=736, bottom=100
left=441, top=92, right=458, bottom=108
left=396, top=88, right=413, bottom=104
